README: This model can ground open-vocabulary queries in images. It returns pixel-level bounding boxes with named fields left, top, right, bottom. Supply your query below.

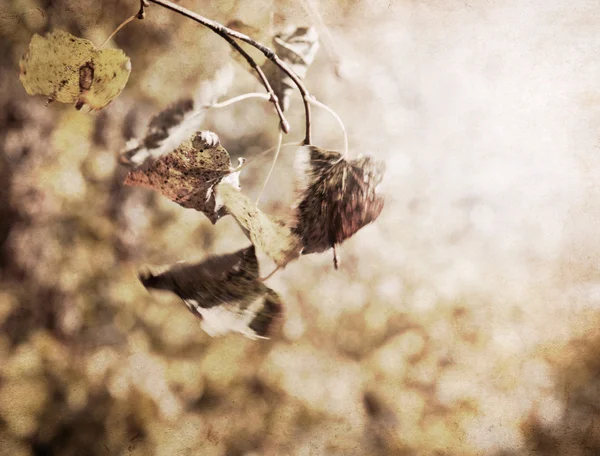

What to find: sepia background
left=1, top=0, right=600, bottom=454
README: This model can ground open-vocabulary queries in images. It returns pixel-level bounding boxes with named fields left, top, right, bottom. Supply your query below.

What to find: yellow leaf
left=19, top=29, right=131, bottom=110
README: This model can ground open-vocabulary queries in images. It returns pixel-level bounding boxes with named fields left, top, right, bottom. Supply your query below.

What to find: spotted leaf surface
left=124, top=131, right=240, bottom=224
left=19, top=29, right=130, bottom=111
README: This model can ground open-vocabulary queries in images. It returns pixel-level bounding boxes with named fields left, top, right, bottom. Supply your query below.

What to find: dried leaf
left=139, top=246, right=282, bottom=339
left=124, top=131, right=241, bottom=224
left=263, top=26, right=320, bottom=111
left=216, top=182, right=303, bottom=268
left=19, top=29, right=130, bottom=111
left=120, top=99, right=203, bottom=168
left=293, top=146, right=385, bottom=259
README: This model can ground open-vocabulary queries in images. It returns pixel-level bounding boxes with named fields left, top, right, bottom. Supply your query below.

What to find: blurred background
left=2, top=0, right=600, bottom=455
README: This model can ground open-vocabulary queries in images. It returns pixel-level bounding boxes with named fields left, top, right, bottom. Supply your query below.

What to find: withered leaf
left=124, top=131, right=240, bottom=224
left=215, top=181, right=303, bottom=268
left=139, top=246, right=282, bottom=339
left=263, top=26, right=319, bottom=112
left=19, top=29, right=131, bottom=111
left=292, top=146, right=385, bottom=261
left=120, top=98, right=204, bottom=168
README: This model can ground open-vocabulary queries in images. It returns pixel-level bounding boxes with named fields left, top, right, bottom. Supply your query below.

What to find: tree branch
left=143, top=0, right=311, bottom=144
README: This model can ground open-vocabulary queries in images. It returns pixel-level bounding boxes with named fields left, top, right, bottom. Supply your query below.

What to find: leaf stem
left=100, top=14, right=137, bottom=49
left=259, top=265, right=281, bottom=281
left=137, top=0, right=149, bottom=19
left=307, top=95, right=348, bottom=158
left=333, top=244, right=339, bottom=270
left=142, top=0, right=299, bottom=136
left=256, top=127, right=283, bottom=206
left=184, top=92, right=273, bottom=132
left=203, top=92, right=270, bottom=109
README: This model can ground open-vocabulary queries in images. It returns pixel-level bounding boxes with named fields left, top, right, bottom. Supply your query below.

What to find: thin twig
left=203, top=92, right=270, bottom=109
left=256, top=128, right=283, bottom=206
left=142, top=0, right=291, bottom=135
left=100, top=14, right=136, bottom=48
left=183, top=92, right=272, bottom=132
left=307, top=95, right=348, bottom=158
left=333, top=245, right=339, bottom=270
left=145, top=0, right=310, bottom=144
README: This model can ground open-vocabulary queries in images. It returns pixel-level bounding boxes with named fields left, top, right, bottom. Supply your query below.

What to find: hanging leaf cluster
left=128, top=128, right=384, bottom=338
left=17, top=14, right=386, bottom=340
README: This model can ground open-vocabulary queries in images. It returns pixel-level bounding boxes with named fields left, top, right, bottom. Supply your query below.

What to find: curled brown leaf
left=292, top=145, right=385, bottom=263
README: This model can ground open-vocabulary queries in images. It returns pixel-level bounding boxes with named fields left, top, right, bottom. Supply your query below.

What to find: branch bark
left=143, top=0, right=311, bottom=144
